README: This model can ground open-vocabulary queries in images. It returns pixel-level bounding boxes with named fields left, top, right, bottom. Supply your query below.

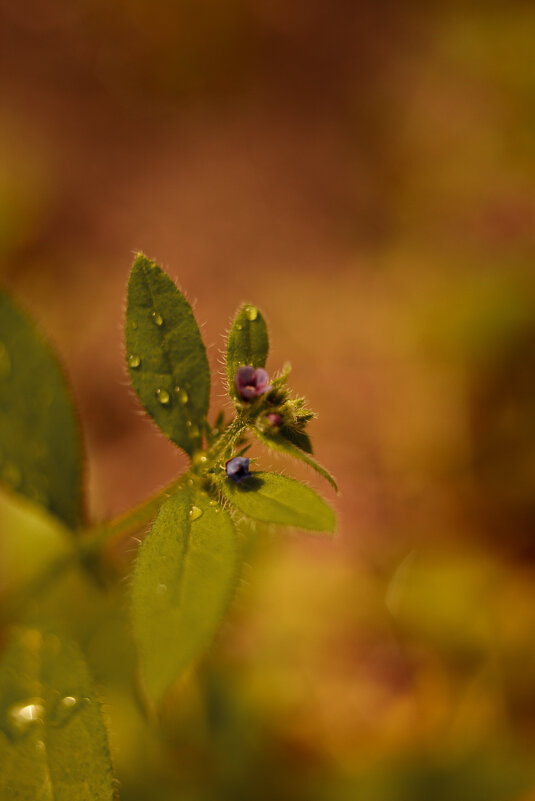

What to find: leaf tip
left=131, top=252, right=159, bottom=277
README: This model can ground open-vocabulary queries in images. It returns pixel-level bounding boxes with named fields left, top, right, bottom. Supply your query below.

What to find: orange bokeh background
left=1, top=2, right=535, bottom=798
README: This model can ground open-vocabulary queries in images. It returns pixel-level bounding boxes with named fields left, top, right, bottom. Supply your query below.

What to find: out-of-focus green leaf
left=221, top=472, right=336, bottom=532
left=0, top=627, right=116, bottom=800
left=131, top=486, right=237, bottom=704
left=0, top=290, right=83, bottom=530
left=126, top=254, right=210, bottom=455
left=226, top=304, right=268, bottom=398
left=253, top=428, right=338, bottom=491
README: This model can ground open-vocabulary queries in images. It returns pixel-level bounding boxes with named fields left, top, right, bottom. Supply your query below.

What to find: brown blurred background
left=1, top=1, right=535, bottom=798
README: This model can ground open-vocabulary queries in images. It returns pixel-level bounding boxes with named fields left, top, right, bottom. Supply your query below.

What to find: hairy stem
left=82, top=473, right=190, bottom=552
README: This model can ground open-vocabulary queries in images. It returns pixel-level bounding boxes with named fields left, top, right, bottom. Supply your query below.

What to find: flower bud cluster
left=234, top=365, right=313, bottom=448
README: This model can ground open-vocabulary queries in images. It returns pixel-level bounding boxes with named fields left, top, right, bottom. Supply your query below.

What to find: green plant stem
left=82, top=414, right=246, bottom=553
left=206, top=416, right=247, bottom=464
left=1, top=415, right=250, bottom=626
left=82, top=473, right=190, bottom=553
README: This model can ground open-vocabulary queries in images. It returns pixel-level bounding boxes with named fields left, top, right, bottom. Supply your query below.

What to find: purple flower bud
left=225, top=456, right=251, bottom=483
left=235, top=365, right=272, bottom=400
left=265, top=413, right=283, bottom=428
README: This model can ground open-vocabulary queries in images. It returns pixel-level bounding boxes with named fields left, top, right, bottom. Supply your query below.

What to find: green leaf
left=126, top=254, right=210, bottom=455
left=131, top=486, right=237, bottom=704
left=221, top=471, right=336, bottom=532
left=278, top=423, right=313, bottom=453
left=0, top=627, right=116, bottom=800
left=253, top=428, right=338, bottom=491
left=0, top=290, right=83, bottom=530
left=226, top=303, right=268, bottom=398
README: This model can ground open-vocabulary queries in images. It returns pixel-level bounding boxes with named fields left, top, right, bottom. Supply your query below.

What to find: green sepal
left=126, top=254, right=210, bottom=455
left=253, top=427, right=338, bottom=491
left=226, top=304, right=268, bottom=399
left=220, top=471, right=336, bottom=533
left=131, top=485, right=238, bottom=705
left=0, top=627, right=116, bottom=800
left=0, top=289, right=83, bottom=530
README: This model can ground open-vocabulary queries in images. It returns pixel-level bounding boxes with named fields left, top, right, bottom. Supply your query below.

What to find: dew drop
left=50, top=695, right=83, bottom=727
left=128, top=354, right=141, bottom=369
left=187, top=421, right=200, bottom=438
left=62, top=696, right=77, bottom=708
left=245, top=305, right=258, bottom=321
left=208, top=499, right=218, bottom=507
left=2, top=462, right=21, bottom=488
left=151, top=311, right=164, bottom=326
left=7, top=700, right=44, bottom=735
left=156, top=583, right=167, bottom=597
left=189, top=506, right=203, bottom=521
left=156, top=388, right=170, bottom=405
left=0, top=342, right=11, bottom=379
left=236, top=324, right=243, bottom=331
left=187, top=478, right=194, bottom=487
left=174, top=386, right=188, bottom=404
left=192, top=451, right=208, bottom=469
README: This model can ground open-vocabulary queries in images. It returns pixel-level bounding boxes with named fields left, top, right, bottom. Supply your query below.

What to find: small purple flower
left=265, top=413, right=283, bottom=428
left=235, top=365, right=272, bottom=400
left=225, top=456, right=251, bottom=483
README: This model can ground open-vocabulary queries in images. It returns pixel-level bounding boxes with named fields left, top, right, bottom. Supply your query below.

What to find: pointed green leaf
left=126, top=254, right=210, bottom=455
left=131, top=486, right=237, bottom=704
left=221, top=472, right=336, bottom=532
left=0, top=290, right=83, bottom=529
left=278, top=423, right=313, bottom=453
left=253, top=428, right=338, bottom=491
left=0, top=628, right=116, bottom=800
left=226, top=303, right=268, bottom=398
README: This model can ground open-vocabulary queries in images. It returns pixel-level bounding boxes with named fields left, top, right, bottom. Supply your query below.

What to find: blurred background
left=1, top=0, right=535, bottom=798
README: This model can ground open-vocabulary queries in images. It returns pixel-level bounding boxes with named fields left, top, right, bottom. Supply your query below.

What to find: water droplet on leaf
left=50, top=695, right=83, bottom=727
left=128, top=354, right=141, bottom=369
left=156, top=583, right=167, bottom=596
left=62, top=696, right=77, bottom=708
left=187, top=421, right=200, bottom=438
left=174, top=387, right=188, bottom=404
left=7, top=700, right=44, bottom=735
left=151, top=311, right=164, bottom=326
left=156, top=388, right=170, bottom=405
left=192, top=451, right=208, bottom=469
left=189, top=506, right=203, bottom=521
left=245, top=305, right=258, bottom=321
